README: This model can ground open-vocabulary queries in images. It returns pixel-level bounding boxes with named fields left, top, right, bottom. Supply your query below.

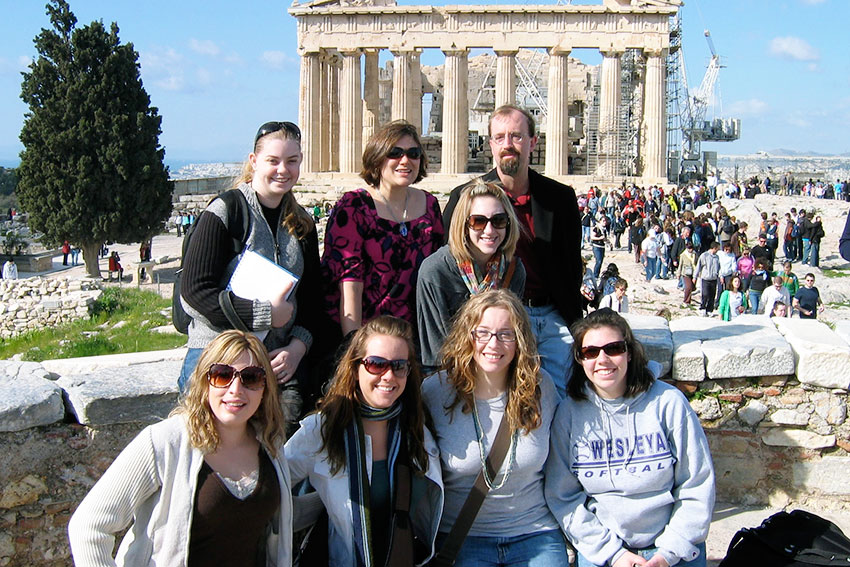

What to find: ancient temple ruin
left=289, top=0, right=681, bottom=185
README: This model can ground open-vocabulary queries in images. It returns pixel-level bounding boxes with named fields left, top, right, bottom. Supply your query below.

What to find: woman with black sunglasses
left=422, top=290, right=569, bottom=567
left=285, top=315, right=443, bottom=567
left=546, top=309, right=715, bottom=567
left=321, top=121, right=444, bottom=341
left=416, top=181, right=525, bottom=373
left=179, top=121, right=329, bottom=425
left=69, top=330, right=292, bottom=566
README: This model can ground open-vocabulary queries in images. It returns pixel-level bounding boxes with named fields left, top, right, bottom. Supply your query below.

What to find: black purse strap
left=430, top=415, right=512, bottom=567
left=218, top=290, right=250, bottom=332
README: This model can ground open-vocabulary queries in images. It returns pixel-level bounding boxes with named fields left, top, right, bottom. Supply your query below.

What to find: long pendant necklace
left=376, top=188, right=410, bottom=236
left=471, top=398, right=517, bottom=490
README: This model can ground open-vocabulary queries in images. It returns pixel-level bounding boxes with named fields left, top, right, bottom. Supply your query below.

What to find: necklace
left=470, top=397, right=517, bottom=490
left=375, top=188, right=410, bottom=236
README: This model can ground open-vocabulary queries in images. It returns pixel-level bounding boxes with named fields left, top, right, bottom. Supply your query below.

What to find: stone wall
left=0, top=278, right=101, bottom=339
left=3, top=312, right=850, bottom=565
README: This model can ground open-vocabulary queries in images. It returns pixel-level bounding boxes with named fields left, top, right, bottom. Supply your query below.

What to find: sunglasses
left=360, top=356, right=411, bottom=377
left=254, top=121, right=301, bottom=146
left=577, top=340, right=628, bottom=361
left=471, top=329, right=517, bottom=343
left=207, top=363, right=267, bottom=390
left=386, top=146, right=422, bottom=160
left=467, top=213, right=510, bottom=231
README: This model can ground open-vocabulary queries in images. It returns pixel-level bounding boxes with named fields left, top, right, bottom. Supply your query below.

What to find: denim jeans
left=645, top=257, right=658, bottom=281
left=748, top=289, right=762, bottom=314
left=592, top=246, right=605, bottom=279
left=576, top=542, right=707, bottom=567
left=811, top=241, right=820, bottom=267
left=525, top=305, right=573, bottom=399
left=178, top=347, right=204, bottom=393
left=439, top=529, right=569, bottom=567
left=582, top=226, right=591, bottom=247
left=802, top=239, right=812, bottom=264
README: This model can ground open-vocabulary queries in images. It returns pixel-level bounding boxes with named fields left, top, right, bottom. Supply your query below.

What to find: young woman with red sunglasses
left=285, top=316, right=443, bottom=567
left=69, top=330, right=292, bottom=566
left=416, top=181, right=525, bottom=374
left=546, top=309, right=715, bottom=567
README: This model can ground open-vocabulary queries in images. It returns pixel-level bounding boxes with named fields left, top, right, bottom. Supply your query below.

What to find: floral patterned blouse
left=321, top=188, right=444, bottom=325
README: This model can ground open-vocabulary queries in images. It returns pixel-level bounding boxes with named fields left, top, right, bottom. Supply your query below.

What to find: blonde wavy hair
left=439, top=289, right=542, bottom=434
left=447, top=181, right=520, bottom=264
left=235, top=125, right=314, bottom=239
left=173, top=330, right=285, bottom=456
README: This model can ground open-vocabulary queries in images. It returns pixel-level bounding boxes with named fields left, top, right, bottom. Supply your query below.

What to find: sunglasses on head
left=467, top=213, right=509, bottom=231
left=577, top=340, right=628, bottom=361
left=207, top=363, right=267, bottom=390
left=359, top=356, right=411, bottom=377
left=386, top=146, right=422, bottom=160
left=254, top=121, right=301, bottom=146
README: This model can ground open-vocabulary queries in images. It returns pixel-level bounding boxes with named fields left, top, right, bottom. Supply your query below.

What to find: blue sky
left=1, top=0, right=847, bottom=167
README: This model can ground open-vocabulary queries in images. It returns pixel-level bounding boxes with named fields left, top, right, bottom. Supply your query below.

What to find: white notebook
left=226, top=250, right=299, bottom=340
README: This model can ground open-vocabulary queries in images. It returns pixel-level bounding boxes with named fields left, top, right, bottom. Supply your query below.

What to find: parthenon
left=289, top=0, right=682, bottom=186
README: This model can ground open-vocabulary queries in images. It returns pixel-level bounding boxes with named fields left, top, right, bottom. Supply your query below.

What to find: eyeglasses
left=207, top=363, right=267, bottom=390
left=254, top=121, right=301, bottom=146
left=467, top=213, right=510, bottom=231
left=360, top=356, right=411, bottom=377
left=490, top=132, right=525, bottom=145
left=386, top=146, right=422, bottom=160
left=471, top=329, right=517, bottom=343
left=578, top=340, right=628, bottom=361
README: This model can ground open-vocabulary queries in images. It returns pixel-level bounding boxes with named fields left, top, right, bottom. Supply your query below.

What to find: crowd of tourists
left=67, top=107, right=716, bottom=567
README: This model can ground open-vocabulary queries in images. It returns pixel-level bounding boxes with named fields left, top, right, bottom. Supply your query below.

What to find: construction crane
left=667, top=13, right=740, bottom=181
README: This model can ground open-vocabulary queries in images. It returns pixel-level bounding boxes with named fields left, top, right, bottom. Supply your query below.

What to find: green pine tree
left=18, top=0, right=173, bottom=278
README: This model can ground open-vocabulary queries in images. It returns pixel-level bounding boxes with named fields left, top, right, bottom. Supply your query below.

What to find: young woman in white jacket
left=68, top=330, right=292, bottom=566
left=285, top=316, right=443, bottom=567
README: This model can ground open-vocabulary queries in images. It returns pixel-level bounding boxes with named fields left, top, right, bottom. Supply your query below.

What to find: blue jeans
left=748, top=289, right=762, bottom=314
left=592, top=246, right=605, bottom=279
left=438, top=529, right=569, bottom=567
left=582, top=226, right=591, bottom=246
left=811, top=241, right=820, bottom=267
left=577, top=542, right=706, bottom=567
left=526, top=305, right=573, bottom=399
left=645, top=257, right=658, bottom=281
left=802, top=238, right=811, bottom=264
left=178, top=347, right=204, bottom=393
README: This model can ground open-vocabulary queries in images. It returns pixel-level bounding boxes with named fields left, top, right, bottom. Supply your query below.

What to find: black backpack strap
left=217, top=189, right=252, bottom=255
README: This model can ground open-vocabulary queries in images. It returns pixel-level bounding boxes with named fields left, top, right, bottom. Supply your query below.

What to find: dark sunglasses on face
left=359, top=356, right=411, bottom=377
left=578, top=340, right=628, bottom=361
left=386, top=146, right=422, bottom=160
left=207, top=363, right=267, bottom=390
left=254, top=121, right=301, bottom=146
left=467, top=213, right=510, bottom=231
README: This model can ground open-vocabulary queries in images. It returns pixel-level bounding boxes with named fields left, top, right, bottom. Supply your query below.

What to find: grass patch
left=0, top=287, right=186, bottom=361
left=822, top=268, right=847, bottom=278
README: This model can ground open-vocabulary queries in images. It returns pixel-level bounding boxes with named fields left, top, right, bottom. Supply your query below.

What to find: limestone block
left=770, top=409, right=809, bottom=426
left=669, top=316, right=707, bottom=381
left=690, top=396, right=722, bottom=420
left=792, top=457, right=850, bottom=495
left=42, top=347, right=186, bottom=375
left=774, top=318, right=850, bottom=389
left=57, top=360, right=181, bottom=425
left=737, top=400, right=769, bottom=426
left=0, top=474, right=47, bottom=508
left=0, top=361, right=64, bottom=432
left=42, top=299, right=61, bottom=310
left=812, top=392, right=846, bottom=425
left=622, top=314, right=672, bottom=376
left=761, top=428, right=836, bottom=449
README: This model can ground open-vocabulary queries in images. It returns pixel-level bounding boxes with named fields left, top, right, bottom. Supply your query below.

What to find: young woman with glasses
left=416, top=181, right=525, bottom=373
left=179, top=121, right=328, bottom=425
left=321, top=121, right=444, bottom=341
left=422, top=290, right=569, bottom=566
left=69, top=330, right=292, bottom=566
left=285, top=316, right=444, bottom=567
left=546, top=309, right=715, bottom=567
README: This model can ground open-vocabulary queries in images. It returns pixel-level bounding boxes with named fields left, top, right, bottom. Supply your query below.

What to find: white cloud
left=787, top=115, right=811, bottom=129
left=140, top=47, right=187, bottom=92
left=195, top=68, right=213, bottom=87
left=189, top=39, right=220, bottom=57
left=726, top=98, right=768, bottom=117
left=260, top=50, right=295, bottom=70
left=768, top=36, right=820, bottom=62
left=800, top=0, right=825, bottom=4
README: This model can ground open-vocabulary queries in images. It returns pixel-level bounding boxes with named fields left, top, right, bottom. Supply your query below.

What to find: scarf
left=457, top=253, right=507, bottom=295
left=346, top=400, right=403, bottom=567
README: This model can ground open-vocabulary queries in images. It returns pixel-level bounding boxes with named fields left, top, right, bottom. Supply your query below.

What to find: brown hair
left=488, top=104, right=537, bottom=138
left=447, top=180, right=520, bottom=264
left=360, top=121, right=428, bottom=187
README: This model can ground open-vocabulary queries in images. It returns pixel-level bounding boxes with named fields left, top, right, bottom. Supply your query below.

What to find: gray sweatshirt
left=422, top=370, right=560, bottom=537
left=545, top=380, right=715, bottom=566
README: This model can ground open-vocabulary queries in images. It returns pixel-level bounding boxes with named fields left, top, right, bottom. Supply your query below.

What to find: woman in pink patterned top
left=321, top=120, right=444, bottom=337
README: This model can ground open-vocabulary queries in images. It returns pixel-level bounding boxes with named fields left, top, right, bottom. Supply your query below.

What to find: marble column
left=318, top=54, right=330, bottom=171
left=494, top=50, right=517, bottom=109
left=391, top=50, right=412, bottom=123
left=441, top=48, right=469, bottom=174
left=642, top=48, right=667, bottom=180
left=339, top=48, right=363, bottom=174
left=363, top=49, right=380, bottom=146
left=596, top=48, right=623, bottom=178
left=298, top=50, right=322, bottom=173
left=327, top=54, right=340, bottom=171
left=408, top=50, right=423, bottom=132
left=545, top=47, right=570, bottom=177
